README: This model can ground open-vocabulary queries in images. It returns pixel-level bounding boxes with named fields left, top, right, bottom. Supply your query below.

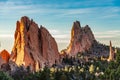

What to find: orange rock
left=0, top=49, right=10, bottom=63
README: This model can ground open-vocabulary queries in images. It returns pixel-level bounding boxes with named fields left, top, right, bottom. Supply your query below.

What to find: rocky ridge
left=0, top=17, right=114, bottom=72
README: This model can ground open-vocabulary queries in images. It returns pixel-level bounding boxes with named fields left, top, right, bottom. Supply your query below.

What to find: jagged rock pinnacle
left=66, top=21, right=95, bottom=56
left=10, top=16, right=60, bottom=71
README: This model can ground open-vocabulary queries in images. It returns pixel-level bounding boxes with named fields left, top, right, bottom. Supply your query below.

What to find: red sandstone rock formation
left=10, top=16, right=59, bottom=71
left=0, top=49, right=10, bottom=63
left=40, top=26, right=59, bottom=66
left=66, top=21, right=95, bottom=56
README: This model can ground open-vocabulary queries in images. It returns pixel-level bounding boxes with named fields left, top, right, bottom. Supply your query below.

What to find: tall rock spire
left=108, top=41, right=115, bottom=61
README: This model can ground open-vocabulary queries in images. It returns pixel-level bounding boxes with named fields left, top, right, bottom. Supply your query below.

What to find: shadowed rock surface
left=0, top=57, right=5, bottom=68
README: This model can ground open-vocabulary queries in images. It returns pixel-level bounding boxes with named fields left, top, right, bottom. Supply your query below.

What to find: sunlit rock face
left=66, top=21, right=95, bottom=56
left=10, top=16, right=59, bottom=71
left=0, top=49, right=10, bottom=63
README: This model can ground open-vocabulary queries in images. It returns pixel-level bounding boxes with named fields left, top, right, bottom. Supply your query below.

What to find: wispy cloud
left=48, top=29, right=70, bottom=44
left=0, top=0, right=119, bottom=19
left=95, top=30, right=120, bottom=35
left=0, top=0, right=120, bottom=50
left=0, top=34, right=13, bottom=38
left=56, top=39, right=69, bottom=43
left=95, top=30, right=120, bottom=39
left=48, top=29, right=61, bottom=35
left=53, top=34, right=70, bottom=39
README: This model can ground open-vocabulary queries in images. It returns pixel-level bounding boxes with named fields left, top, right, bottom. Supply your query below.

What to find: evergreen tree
left=0, top=71, right=13, bottom=80
left=116, top=50, right=120, bottom=64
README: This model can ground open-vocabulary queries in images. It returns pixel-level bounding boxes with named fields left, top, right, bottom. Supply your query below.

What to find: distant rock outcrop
left=0, top=49, right=10, bottom=63
left=66, top=21, right=95, bottom=56
left=10, top=16, right=59, bottom=71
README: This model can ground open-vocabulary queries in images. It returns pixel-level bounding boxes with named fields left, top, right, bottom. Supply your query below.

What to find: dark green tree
left=116, top=50, right=120, bottom=64
left=0, top=71, right=13, bottom=80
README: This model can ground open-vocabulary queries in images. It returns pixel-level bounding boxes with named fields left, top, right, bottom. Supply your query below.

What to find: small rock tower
left=108, top=41, right=115, bottom=61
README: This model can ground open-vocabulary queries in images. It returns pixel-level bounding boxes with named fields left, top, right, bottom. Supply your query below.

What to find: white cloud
left=95, top=30, right=120, bottom=39
left=48, top=29, right=60, bottom=35
left=48, top=29, right=70, bottom=44
left=107, top=30, right=120, bottom=33
left=0, top=34, right=13, bottom=38
left=0, top=0, right=120, bottom=50
left=96, top=35, right=116, bottom=38
left=56, top=39, right=69, bottom=43
left=95, top=30, right=120, bottom=35
left=53, top=34, right=70, bottom=39
left=0, top=0, right=119, bottom=21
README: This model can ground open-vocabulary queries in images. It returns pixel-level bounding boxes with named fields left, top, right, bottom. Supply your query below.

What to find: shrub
left=0, top=71, right=13, bottom=80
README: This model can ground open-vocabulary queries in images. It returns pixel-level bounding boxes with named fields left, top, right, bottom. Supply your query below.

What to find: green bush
left=0, top=71, right=13, bottom=80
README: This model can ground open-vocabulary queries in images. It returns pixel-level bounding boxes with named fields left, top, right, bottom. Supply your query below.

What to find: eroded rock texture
left=10, top=16, right=59, bottom=71
left=66, top=21, right=95, bottom=56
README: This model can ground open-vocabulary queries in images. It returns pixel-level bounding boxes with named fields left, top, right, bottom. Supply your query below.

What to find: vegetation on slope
left=0, top=50, right=120, bottom=80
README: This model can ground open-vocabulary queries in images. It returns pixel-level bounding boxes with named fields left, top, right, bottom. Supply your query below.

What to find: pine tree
left=116, top=50, right=120, bottom=64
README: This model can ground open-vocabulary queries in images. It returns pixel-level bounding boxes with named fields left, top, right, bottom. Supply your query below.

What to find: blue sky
left=0, top=0, right=120, bottom=52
